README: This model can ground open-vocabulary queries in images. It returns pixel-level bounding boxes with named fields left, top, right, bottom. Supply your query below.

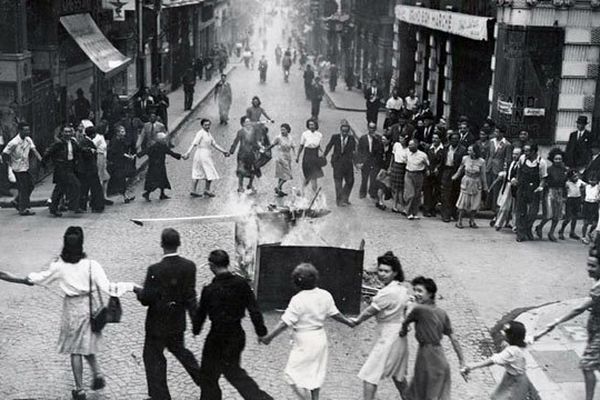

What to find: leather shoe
left=19, top=210, right=36, bottom=216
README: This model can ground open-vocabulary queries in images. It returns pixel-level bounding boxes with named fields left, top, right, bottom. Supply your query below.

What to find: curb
left=323, top=89, right=366, bottom=112
left=0, top=65, right=236, bottom=209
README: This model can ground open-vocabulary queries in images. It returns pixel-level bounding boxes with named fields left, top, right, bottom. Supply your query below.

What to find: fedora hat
left=577, top=115, right=588, bottom=125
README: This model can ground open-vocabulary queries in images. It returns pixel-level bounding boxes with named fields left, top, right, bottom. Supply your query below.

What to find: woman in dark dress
left=296, top=118, right=324, bottom=193
left=138, top=132, right=182, bottom=201
left=535, top=148, right=567, bottom=241
left=230, top=116, right=261, bottom=193
left=107, top=125, right=135, bottom=203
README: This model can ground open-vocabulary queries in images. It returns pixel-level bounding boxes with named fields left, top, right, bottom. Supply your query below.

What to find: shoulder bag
left=89, top=261, right=122, bottom=333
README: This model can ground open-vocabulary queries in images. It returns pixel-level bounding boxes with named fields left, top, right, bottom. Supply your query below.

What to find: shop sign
left=497, top=99, right=513, bottom=115
left=524, top=107, right=545, bottom=117
left=394, top=5, right=492, bottom=41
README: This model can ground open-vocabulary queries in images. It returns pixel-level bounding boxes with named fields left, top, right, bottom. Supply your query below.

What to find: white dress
left=191, top=129, right=219, bottom=180
left=281, top=287, right=340, bottom=390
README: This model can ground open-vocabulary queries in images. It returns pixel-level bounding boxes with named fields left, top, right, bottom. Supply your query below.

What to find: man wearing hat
left=324, top=119, right=357, bottom=206
left=414, top=111, right=435, bottom=146
left=364, top=79, right=382, bottom=126
left=565, top=115, right=593, bottom=170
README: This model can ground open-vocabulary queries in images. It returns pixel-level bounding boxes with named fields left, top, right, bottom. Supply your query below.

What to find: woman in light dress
left=0, top=226, right=138, bottom=400
left=351, top=251, right=410, bottom=400
left=295, top=118, right=324, bottom=194
left=183, top=118, right=229, bottom=197
left=265, top=122, right=295, bottom=196
left=452, top=143, right=488, bottom=228
left=260, top=263, right=355, bottom=400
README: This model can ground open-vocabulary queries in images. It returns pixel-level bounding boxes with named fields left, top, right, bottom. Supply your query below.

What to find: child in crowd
left=582, top=173, right=600, bottom=244
left=559, top=169, right=585, bottom=240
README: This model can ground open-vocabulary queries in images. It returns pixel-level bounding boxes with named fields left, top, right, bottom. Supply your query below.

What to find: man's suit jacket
left=43, top=138, right=81, bottom=183
left=440, top=144, right=467, bottom=173
left=136, top=255, right=197, bottom=337
left=583, top=154, right=600, bottom=182
left=76, top=136, right=98, bottom=175
left=364, top=87, right=382, bottom=107
left=565, top=129, right=593, bottom=169
left=427, top=145, right=445, bottom=176
left=324, top=133, right=356, bottom=171
left=415, top=125, right=435, bottom=145
left=458, top=131, right=476, bottom=148
left=389, top=122, right=416, bottom=144
left=486, top=138, right=512, bottom=175
left=357, top=134, right=384, bottom=169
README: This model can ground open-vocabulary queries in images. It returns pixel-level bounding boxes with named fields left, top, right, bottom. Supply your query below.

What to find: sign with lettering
left=394, top=5, right=491, bottom=41
left=497, top=99, right=513, bottom=115
left=524, top=107, right=545, bottom=117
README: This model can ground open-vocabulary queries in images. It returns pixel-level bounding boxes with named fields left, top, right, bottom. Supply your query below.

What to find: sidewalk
left=0, top=64, right=236, bottom=209
left=513, top=299, right=600, bottom=400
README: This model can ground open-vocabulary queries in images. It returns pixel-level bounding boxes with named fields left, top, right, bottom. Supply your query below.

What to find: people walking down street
left=515, top=143, right=547, bottom=242
left=310, top=77, right=325, bottom=120
left=77, top=127, right=105, bottom=213
left=423, top=133, right=444, bottom=217
left=150, top=84, right=170, bottom=129
left=183, top=67, right=196, bottom=111
left=364, top=79, right=382, bottom=126
left=230, top=117, right=262, bottom=194
left=558, top=170, right=585, bottom=240
left=134, top=228, right=203, bottom=400
left=462, top=321, right=541, bottom=400
left=440, top=131, right=467, bottom=223
left=134, top=87, right=155, bottom=121
left=193, top=250, right=274, bottom=400
left=260, top=263, right=355, bottom=400
left=404, top=139, right=430, bottom=220
left=324, top=119, right=356, bottom=207
left=404, top=89, right=420, bottom=118
left=90, top=123, right=111, bottom=206
left=533, top=240, right=600, bottom=400
left=486, top=126, right=512, bottom=211
left=194, top=57, right=205, bottom=80
left=258, top=55, right=268, bottom=83
left=282, top=50, right=292, bottom=83
left=138, top=132, right=182, bottom=202
left=296, top=118, right=325, bottom=194
left=458, top=118, right=476, bottom=149
left=494, top=148, right=521, bottom=231
left=183, top=118, right=229, bottom=198
left=264, top=123, right=295, bottom=197
left=452, top=144, right=488, bottom=229
left=246, top=96, right=274, bottom=123
left=375, top=134, right=394, bottom=210
left=106, top=125, right=136, bottom=204
left=565, top=115, right=593, bottom=171
left=357, top=122, right=384, bottom=200
left=214, top=74, right=233, bottom=125
left=400, top=276, right=466, bottom=400
left=582, top=175, right=600, bottom=244
left=275, top=44, right=282, bottom=65
left=137, top=112, right=167, bottom=153
left=1, top=122, right=42, bottom=216
left=351, top=252, right=410, bottom=400
left=329, top=63, right=338, bottom=92
left=242, top=48, right=252, bottom=69
left=43, top=125, right=83, bottom=217
left=303, top=65, right=315, bottom=100
left=534, top=148, right=567, bottom=242
left=0, top=226, right=138, bottom=400
left=512, top=130, right=530, bottom=154
left=389, top=134, right=409, bottom=214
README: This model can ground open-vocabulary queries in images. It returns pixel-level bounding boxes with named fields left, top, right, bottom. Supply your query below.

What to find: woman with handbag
left=0, top=226, right=139, bottom=400
left=296, top=118, right=325, bottom=194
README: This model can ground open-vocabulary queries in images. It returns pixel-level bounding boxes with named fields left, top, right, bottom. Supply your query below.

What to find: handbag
left=89, top=261, right=122, bottom=333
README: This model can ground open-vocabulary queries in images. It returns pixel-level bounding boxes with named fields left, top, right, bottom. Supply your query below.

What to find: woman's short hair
left=547, top=147, right=565, bottom=162
left=377, top=251, right=404, bottom=282
left=252, top=96, right=261, bottom=106
left=200, top=118, right=211, bottom=126
left=471, top=143, right=482, bottom=159
left=281, top=123, right=291, bottom=133
left=61, top=226, right=86, bottom=264
left=306, top=118, right=319, bottom=130
left=411, top=276, right=437, bottom=299
left=504, top=321, right=527, bottom=347
left=240, top=116, right=250, bottom=126
left=292, top=263, right=319, bottom=290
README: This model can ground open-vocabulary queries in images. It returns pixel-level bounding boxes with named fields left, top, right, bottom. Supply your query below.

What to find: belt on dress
left=293, top=326, right=324, bottom=332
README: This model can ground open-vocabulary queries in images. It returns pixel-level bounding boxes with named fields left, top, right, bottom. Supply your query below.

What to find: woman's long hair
left=60, top=226, right=87, bottom=264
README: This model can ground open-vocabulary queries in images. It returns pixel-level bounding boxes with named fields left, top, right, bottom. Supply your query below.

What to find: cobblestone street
left=0, top=23, right=593, bottom=400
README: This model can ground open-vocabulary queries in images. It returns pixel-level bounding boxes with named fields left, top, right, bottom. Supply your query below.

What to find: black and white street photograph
left=1, top=0, right=600, bottom=399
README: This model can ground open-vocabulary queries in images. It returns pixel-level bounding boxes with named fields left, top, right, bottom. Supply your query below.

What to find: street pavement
left=0, top=17, right=594, bottom=400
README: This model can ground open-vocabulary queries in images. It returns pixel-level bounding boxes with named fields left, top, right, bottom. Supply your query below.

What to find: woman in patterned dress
left=389, top=134, right=409, bottom=214
left=452, top=144, right=488, bottom=228
left=265, top=123, right=295, bottom=196
left=534, top=148, right=567, bottom=241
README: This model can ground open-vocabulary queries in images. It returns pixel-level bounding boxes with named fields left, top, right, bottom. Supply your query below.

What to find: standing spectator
left=120, top=107, right=144, bottom=154
left=43, top=125, right=83, bottom=216
left=194, top=57, right=204, bottom=80
left=151, top=84, right=170, bottom=129
left=100, top=91, right=122, bottom=128
left=512, top=130, right=530, bottom=152
left=440, top=131, right=467, bottom=222
left=452, top=144, right=488, bottom=229
left=137, top=112, right=167, bottom=153
left=515, top=143, right=547, bottom=242
left=106, top=125, right=136, bottom=204
left=134, top=87, right=154, bottom=120
left=303, top=65, right=315, bottom=100
left=77, top=127, right=105, bottom=213
left=182, top=67, right=196, bottom=111
left=134, top=228, right=203, bottom=400
left=246, top=96, right=274, bottom=123
left=205, top=53, right=214, bottom=80
left=558, top=170, right=585, bottom=240
left=566, top=115, right=593, bottom=171
left=72, top=88, right=91, bottom=124
left=2, top=122, right=42, bottom=215
left=139, top=132, right=182, bottom=201
left=404, top=89, right=419, bottom=117
left=265, top=123, right=295, bottom=197
left=494, top=148, right=522, bottom=231
left=310, top=77, right=325, bottom=120
left=296, top=118, right=325, bottom=194
left=192, top=250, right=274, bottom=400
left=375, top=134, right=394, bottom=210
left=389, top=134, right=409, bottom=214
left=486, top=126, right=512, bottom=211
left=582, top=174, right=600, bottom=244
left=404, top=139, right=430, bottom=220
left=329, top=63, right=338, bottom=92
left=384, top=88, right=404, bottom=130
left=534, top=148, right=567, bottom=241
left=583, top=142, right=600, bottom=182
left=357, top=122, right=384, bottom=199
left=458, top=118, right=476, bottom=148
left=364, top=79, right=382, bottom=126
left=423, top=133, right=444, bottom=217
left=215, top=74, right=232, bottom=125
left=323, top=119, right=356, bottom=207
left=388, top=110, right=415, bottom=144
left=414, top=112, right=435, bottom=146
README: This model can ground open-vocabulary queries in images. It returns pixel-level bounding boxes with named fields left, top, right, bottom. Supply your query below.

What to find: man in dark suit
left=193, top=250, right=273, bottom=400
left=458, top=118, right=476, bottom=148
left=364, top=79, right=382, bottom=126
left=324, top=119, right=357, bottom=206
left=357, top=122, right=384, bottom=199
left=414, top=111, right=435, bottom=147
left=423, top=132, right=444, bottom=217
left=135, top=228, right=202, bottom=400
left=565, top=115, right=593, bottom=170
left=440, top=131, right=467, bottom=222
left=583, top=141, right=600, bottom=182
left=485, top=126, right=512, bottom=211
left=388, top=110, right=416, bottom=144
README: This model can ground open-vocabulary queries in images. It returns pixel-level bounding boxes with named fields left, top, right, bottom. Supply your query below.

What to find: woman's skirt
left=408, top=344, right=451, bottom=400
left=97, top=154, right=110, bottom=182
left=456, top=176, right=482, bottom=211
left=543, top=188, right=564, bottom=221
left=389, top=162, right=406, bottom=192
left=495, top=189, right=514, bottom=229
left=58, top=295, right=100, bottom=355
left=491, top=372, right=541, bottom=400
left=302, top=147, right=324, bottom=181
left=275, top=155, right=293, bottom=181
left=192, top=148, right=219, bottom=181
left=284, top=329, right=328, bottom=390
left=358, top=322, right=408, bottom=385
left=580, top=331, right=600, bottom=370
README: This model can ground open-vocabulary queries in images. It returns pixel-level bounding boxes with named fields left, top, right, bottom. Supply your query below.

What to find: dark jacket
left=136, top=255, right=197, bottom=337
left=363, top=86, right=382, bottom=106
left=193, top=272, right=267, bottom=336
left=427, top=144, right=445, bottom=176
left=43, top=138, right=80, bottom=183
left=324, top=133, right=356, bottom=170
left=76, top=136, right=98, bottom=175
left=458, top=131, right=476, bottom=148
left=440, top=144, right=467, bottom=173
left=388, top=122, right=416, bottom=144
left=565, top=129, right=593, bottom=169
left=415, top=125, right=435, bottom=145
left=357, top=134, right=384, bottom=168
left=303, top=69, right=315, bottom=84
left=583, top=154, right=600, bottom=182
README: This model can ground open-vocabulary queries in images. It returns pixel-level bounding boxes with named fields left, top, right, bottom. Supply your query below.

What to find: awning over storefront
left=161, top=0, right=204, bottom=8
left=394, top=5, right=493, bottom=41
left=60, top=13, right=132, bottom=76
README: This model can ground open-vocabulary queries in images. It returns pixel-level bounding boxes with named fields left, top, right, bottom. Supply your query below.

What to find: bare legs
left=290, top=385, right=316, bottom=400
left=71, top=354, right=102, bottom=390
left=363, top=378, right=407, bottom=400
left=584, top=369, right=596, bottom=400
left=191, top=179, right=201, bottom=195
